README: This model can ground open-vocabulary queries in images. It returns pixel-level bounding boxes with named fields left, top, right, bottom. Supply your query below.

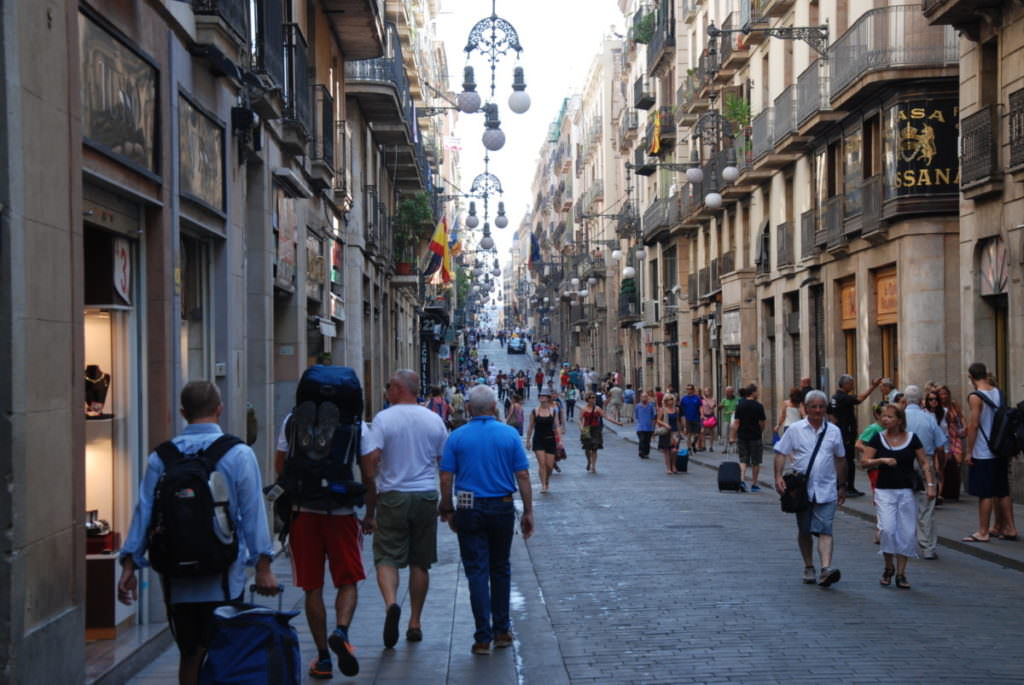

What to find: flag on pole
left=425, top=217, right=453, bottom=284
left=647, top=110, right=661, bottom=156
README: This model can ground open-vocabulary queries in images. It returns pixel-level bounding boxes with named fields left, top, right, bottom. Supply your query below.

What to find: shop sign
left=179, top=94, right=224, bottom=211
left=885, top=100, right=959, bottom=199
left=306, top=234, right=324, bottom=301
left=439, top=344, right=451, bottom=360
left=329, top=292, right=345, bottom=322
left=875, top=269, right=898, bottom=326
left=721, top=310, right=740, bottom=346
left=419, top=338, right=430, bottom=397
left=113, top=237, right=131, bottom=304
left=79, top=11, right=157, bottom=173
left=275, top=194, right=296, bottom=291
left=839, top=280, right=857, bottom=330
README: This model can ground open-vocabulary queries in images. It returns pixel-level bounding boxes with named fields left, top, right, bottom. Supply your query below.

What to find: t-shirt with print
left=363, top=404, right=449, bottom=492
left=733, top=398, right=766, bottom=441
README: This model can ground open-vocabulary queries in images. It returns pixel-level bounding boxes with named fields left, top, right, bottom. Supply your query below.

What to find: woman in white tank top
left=775, top=386, right=805, bottom=436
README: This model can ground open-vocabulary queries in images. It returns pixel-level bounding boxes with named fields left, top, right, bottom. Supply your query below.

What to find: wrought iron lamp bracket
left=708, top=22, right=829, bottom=57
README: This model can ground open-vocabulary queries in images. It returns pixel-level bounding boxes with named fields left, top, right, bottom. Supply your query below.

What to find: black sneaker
left=846, top=488, right=865, bottom=498
left=328, top=628, right=359, bottom=676
left=383, top=604, right=401, bottom=648
left=818, top=567, right=841, bottom=587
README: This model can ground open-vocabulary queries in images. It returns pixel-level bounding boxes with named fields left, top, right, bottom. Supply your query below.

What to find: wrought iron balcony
left=720, top=249, right=735, bottom=276
left=677, top=72, right=704, bottom=116
left=618, top=290, right=641, bottom=325
left=253, top=0, right=284, bottom=89
left=633, top=144, right=657, bottom=176
left=344, top=23, right=415, bottom=145
left=646, top=3, right=675, bottom=76
left=776, top=222, right=793, bottom=269
left=193, top=0, right=247, bottom=41
left=319, top=0, right=385, bottom=60
left=283, top=23, right=311, bottom=140
left=642, top=196, right=672, bottom=241
left=583, top=180, right=605, bottom=212
left=820, top=196, right=844, bottom=250
left=634, top=77, right=655, bottom=110
left=688, top=273, right=697, bottom=306
left=961, top=105, right=1002, bottom=189
left=800, top=209, right=817, bottom=259
left=773, top=86, right=797, bottom=145
left=311, top=85, right=334, bottom=168
left=751, top=107, right=774, bottom=161
left=1012, top=88, right=1024, bottom=171
left=645, top=107, right=676, bottom=157
left=862, top=175, right=884, bottom=236
left=796, top=59, right=832, bottom=128
left=615, top=202, right=639, bottom=238
left=698, top=267, right=710, bottom=297
left=830, top=5, right=957, bottom=99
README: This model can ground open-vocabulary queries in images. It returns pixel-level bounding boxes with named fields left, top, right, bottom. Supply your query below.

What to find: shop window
left=844, top=330, right=856, bottom=376
left=875, top=267, right=898, bottom=385
left=180, top=236, right=213, bottom=383
left=839, top=278, right=857, bottom=375
left=979, top=237, right=1009, bottom=385
left=880, top=324, right=898, bottom=384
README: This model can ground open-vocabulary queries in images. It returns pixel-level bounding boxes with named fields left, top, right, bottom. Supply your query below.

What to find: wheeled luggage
left=717, top=461, right=742, bottom=491
left=675, top=445, right=689, bottom=473
left=199, top=586, right=301, bottom=685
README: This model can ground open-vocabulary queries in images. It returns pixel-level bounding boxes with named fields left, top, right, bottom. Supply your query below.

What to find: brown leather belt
left=476, top=495, right=514, bottom=502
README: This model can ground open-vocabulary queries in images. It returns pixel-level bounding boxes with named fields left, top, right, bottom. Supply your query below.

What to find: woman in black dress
left=859, top=404, right=936, bottom=589
left=525, top=390, right=561, bottom=494
left=656, top=394, right=681, bottom=474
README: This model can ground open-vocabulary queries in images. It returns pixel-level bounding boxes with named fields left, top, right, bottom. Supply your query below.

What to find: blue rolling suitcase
left=200, top=586, right=300, bottom=685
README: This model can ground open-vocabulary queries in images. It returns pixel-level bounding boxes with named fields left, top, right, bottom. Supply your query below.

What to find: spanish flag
left=425, top=217, right=453, bottom=284
left=647, top=110, right=661, bottom=156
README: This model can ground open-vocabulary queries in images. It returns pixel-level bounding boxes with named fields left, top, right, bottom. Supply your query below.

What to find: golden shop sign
left=885, top=101, right=958, bottom=197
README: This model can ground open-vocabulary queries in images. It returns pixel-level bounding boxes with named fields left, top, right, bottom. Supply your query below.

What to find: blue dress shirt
left=634, top=402, right=657, bottom=431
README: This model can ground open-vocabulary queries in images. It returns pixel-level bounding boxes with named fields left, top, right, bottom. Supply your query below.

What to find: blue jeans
left=454, top=499, right=515, bottom=643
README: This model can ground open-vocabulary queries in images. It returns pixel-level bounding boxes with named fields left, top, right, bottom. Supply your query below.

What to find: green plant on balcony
left=723, top=93, right=752, bottom=152
left=392, top=191, right=434, bottom=271
left=619, top=277, right=637, bottom=295
left=631, top=12, right=655, bottom=44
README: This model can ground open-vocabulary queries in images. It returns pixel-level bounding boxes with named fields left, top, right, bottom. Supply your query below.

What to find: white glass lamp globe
left=480, top=234, right=495, bottom=250
left=457, top=90, right=481, bottom=114
left=544, top=296, right=550, bottom=303
left=482, top=128, right=506, bottom=151
left=588, top=276, right=598, bottom=286
left=704, top=192, right=723, bottom=210
left=722, top=165, right=740, bottom=183
left=685, top=166, right=704, bottom=184
left=508, top=90, right=531, bottom=114
left=492, top=268, right=501, bottom=276
left=635, top=247, right=646, bottom=259
left=494, top=214, right=509, bottom=228
left=622, top=266, right=636, bottom=279
left=611, top=249, right=622, bottom=260
left=571, top=277, right=580, bottom=288
left=465, top=214, right=480, bottom=229
left=578, top=289, right=589, bottom=298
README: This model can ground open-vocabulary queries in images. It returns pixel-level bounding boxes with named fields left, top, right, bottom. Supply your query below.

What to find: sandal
left=895, top=574, right=911, bottom=589
left=880, top=567, right=894, bottom=586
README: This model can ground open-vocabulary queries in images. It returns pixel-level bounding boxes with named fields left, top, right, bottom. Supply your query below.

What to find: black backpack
left=147, top=434, right=243, bottom=595
left=971, top=390, right=1023, bottom=459
left=280, top=365, right=366, bottom=515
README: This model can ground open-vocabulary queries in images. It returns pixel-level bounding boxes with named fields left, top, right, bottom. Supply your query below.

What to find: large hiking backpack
left=971, top=390, right=1023, bottom=459
left=148, top=434, right=243, bottom=590
left=281, top=365, right=366, bottom=514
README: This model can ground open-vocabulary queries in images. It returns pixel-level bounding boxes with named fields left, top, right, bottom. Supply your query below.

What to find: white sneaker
left=802, top=566, right=816, bottom=584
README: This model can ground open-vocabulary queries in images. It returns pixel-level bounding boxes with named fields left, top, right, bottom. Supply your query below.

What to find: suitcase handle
left=249, top=583, right=285, bottom=610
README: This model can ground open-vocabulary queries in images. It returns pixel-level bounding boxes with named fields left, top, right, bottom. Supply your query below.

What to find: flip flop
left=995, top=534, right=1019, bottom=541
left=961, top=534, right=991, bottom=543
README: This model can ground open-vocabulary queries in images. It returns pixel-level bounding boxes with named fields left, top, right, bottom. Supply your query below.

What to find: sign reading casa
left=885, top=100, right=959, bottom=197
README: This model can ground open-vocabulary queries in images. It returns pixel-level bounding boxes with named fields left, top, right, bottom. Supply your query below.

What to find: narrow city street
left=129, top=339, right=1024, bottom=684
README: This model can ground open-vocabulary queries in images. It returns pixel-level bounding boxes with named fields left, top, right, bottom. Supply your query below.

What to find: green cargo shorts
left=373, top=490, right=439, bottom=569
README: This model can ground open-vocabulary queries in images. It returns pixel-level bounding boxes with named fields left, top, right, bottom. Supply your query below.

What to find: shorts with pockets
left=737, top=438, right=763, bottom=465
left=968, top=458, right=1010, bottom=499
left=795, top=500, right=837, bottom=537
left=289, top=511, right=366, bottom=590
left=373, top=490, right=439, bottom=569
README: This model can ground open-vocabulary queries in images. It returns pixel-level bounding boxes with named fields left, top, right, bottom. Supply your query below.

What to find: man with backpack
left=117, top=381, right=278, bottom=685
left=273, top=364, right=371, bottom=679
left=963, top=362, right=1020, bottom=542
left=362, top=369, right=449, bottom=648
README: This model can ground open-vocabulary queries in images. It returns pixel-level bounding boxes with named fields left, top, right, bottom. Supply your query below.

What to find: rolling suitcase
left=200, top=585, right=301, bottom=685
left=675, top=445, right=689, bottom=473
left=941, top=458, right=960, bottom=502
left=717, top=461, right=742, bottom=491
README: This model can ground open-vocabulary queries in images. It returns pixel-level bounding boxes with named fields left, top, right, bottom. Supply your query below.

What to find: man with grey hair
left=828, top=373, right=883, bottom=497
left=363, top=369, right=449, bottom=648
left=774, top=389, right=848, bottom=586
left=439, top=385, right=533, bottom=655
left=900, top=385, right=947, bottom=559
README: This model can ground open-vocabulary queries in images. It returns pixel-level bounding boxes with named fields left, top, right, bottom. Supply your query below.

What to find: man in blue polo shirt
left=439, top=385, right=534, bottom=656
left=680, top=384, right=704, bottom=451
left=634, top=391, right=657, bottom=459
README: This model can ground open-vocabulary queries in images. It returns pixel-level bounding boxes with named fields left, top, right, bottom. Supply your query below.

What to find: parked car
left=507, top=337, right=527, bottom=354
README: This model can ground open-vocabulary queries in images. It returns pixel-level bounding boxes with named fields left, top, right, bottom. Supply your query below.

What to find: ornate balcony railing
left=800, top=209, right=817, bottom=259
left=642, top=196, right=672, bottom=240
left=961, top=105, right=1001, bottom=188
left=720, top=249, right=735, bottom=275
left=773, top=86, right=797, bottom=144
left=311, top=85, right=334, bottom=167
left=796, top=59, right=830, bottom=126
left=193, top=0, right=248, bottom=41
left=647, top=2, right=675, bottom=75
left=821, top=196, right=843, bottom=248
left=830, top=5, right=958, bottom=98
left=634, top=77, right=655, bottom=110
left=254, top=0, right=284, bottom=89
left=1011, top=88, right=1024, bottom=170
left=619, top=290, right=641, bottom=321
left=752, top=107, right=774, bottom=161
left=344, top=23, right=415, bottom=140
left=776, top=222, right=793, bottom=268
left=284, top=23, right=311, bottom=137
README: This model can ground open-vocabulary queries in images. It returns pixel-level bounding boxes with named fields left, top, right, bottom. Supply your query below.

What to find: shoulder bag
left=779, top=427, right=827, bottom=514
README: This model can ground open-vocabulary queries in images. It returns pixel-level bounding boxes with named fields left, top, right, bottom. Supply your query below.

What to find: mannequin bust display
left=85, top=364, right=111, bottom=416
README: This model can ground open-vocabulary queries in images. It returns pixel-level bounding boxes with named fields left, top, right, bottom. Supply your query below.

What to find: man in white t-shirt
left=362, top=369, right=449, bottom=649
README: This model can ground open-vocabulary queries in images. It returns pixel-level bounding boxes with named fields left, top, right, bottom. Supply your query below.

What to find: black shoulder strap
left=198, top=434, right=245, bottom=472
left=971, top=390, right=1001, bottom=410
left=804, top=425, right=828, bottom=476
left=154, top=440, right=182, bottom=467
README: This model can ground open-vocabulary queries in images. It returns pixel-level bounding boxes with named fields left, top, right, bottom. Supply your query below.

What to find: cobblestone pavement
left=129, top=341, right=1024, bottom=684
